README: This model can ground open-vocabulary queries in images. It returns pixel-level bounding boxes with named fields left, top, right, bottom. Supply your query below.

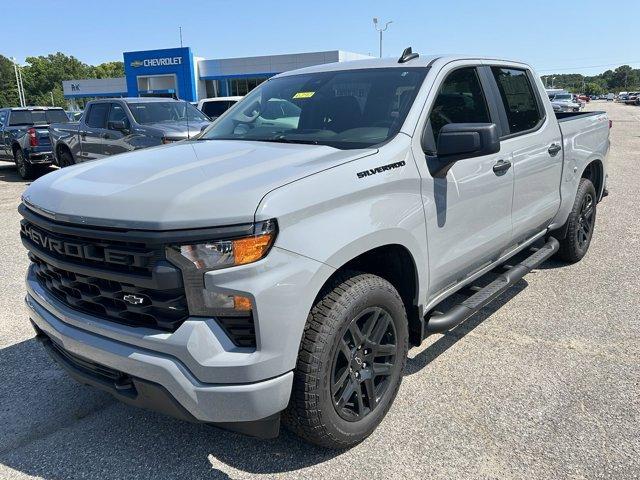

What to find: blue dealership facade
left=63, top=47, right=371, bottom=102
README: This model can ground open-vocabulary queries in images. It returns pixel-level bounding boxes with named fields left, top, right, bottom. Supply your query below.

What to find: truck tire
left=555, top=178, right=597, bottom=263
left=14, top=148, right=36, bottom=180
left=58, top=148, right=75, bottom=167
left=283, top=272, right=408, bottom=448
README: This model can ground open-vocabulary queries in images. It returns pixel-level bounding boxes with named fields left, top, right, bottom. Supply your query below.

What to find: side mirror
left=424, top=123, right=500, bottom=178
left=108, top=120, right=128, bottom=132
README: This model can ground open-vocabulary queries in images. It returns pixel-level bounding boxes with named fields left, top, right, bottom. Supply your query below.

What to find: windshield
left=128, top=101, right=209, bottom=125
left=9, top=109, right=69, bottom=126
left=553, top=94, right=572, bottom=101
left=200, top=67, right=428, bottom=149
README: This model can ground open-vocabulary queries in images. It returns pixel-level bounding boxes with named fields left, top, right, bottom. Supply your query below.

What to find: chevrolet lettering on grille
left=21, top=223, right=149, bottom=268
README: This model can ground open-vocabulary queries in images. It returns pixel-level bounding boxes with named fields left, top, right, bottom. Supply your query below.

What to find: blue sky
left=3, top=0, right=638, bottom=75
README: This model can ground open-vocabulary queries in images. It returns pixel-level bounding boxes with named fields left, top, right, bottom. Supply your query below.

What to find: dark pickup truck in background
left=0, top=107, right=70, bottom=179
left=49, top=97, right=212, bottom=166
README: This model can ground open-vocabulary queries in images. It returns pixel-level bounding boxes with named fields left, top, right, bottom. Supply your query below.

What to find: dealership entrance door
left=137, top=74, right=178, bottom=98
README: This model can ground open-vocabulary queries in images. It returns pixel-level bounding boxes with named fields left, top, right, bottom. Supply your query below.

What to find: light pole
left=373, top=17, right=393, bottom=58
left=551, top=76, right=556, bottom=88
left=10, top=57, right=26, bottom=107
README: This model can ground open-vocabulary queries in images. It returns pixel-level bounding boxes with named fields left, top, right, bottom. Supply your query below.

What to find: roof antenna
left=398, top=47, right=419, bottom=63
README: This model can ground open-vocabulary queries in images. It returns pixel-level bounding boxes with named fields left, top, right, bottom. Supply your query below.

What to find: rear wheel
left=14, top=148, right=36, bottom=180
left=555, top=178, right=597, bottom=263
left=283, top=272, right=408, bottom=449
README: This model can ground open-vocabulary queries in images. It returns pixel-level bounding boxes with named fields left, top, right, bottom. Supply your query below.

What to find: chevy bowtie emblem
left=130, top=60, right=144, bottom=68
left=122, top=294, right=145, bottom=305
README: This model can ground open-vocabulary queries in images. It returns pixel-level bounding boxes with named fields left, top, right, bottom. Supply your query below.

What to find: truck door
left=411, top=64, right=515, bottom=299
left=486, top=66, right=563, bottom=243
left=103, top=102, right=133, bottom=157
left=80, top=103, right=109, bottom=161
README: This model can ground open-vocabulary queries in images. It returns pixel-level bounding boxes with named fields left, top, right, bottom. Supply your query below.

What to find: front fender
left=255, top=135, right=428, bottom=305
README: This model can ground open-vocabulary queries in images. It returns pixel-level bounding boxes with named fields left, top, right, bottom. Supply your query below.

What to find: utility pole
left=50, top=91, right=55, bottom=106
left=373, top=17, right=393, bottom=58
left=179, top=26, right=183, bottom=48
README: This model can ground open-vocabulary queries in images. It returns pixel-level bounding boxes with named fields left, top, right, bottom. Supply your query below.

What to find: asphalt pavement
left=0, top=100, right=638, bottom=479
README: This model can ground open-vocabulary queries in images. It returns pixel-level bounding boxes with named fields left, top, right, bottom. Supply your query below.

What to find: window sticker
left=292, top=91, right=315, bottom=99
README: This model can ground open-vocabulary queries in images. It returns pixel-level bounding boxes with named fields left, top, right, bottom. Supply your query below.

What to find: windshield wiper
left=260, top=136, right=320, bottom=145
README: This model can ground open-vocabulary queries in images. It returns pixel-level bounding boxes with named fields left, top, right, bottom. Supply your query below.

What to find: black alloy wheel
left=331, top=306, right=398, bottom=421
left=576, top=192, right=595, bottom=250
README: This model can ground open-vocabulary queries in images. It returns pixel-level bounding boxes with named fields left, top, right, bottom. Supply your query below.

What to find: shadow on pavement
left=0, top=337, right=341, bottom=479
left=0, top=272, right=531, bottom=478
left=0, top=164, right=55, bottom=184
left=405, top=278, right=528, bottom=375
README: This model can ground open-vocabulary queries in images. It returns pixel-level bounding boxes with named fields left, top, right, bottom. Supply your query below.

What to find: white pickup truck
left=20, top=50, right=609, bottom=448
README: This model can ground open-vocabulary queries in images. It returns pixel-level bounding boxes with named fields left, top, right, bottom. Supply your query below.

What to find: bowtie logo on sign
left=130, top=57, right=183, bottom=68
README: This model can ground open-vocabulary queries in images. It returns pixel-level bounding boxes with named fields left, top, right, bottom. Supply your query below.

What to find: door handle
left=492, top=159, right=512, bottom=175
left=548, top=143, right=562, bottom=156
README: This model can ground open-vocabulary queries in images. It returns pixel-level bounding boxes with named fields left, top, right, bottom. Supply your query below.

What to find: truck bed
left=555, top=110, right=606, bottom=122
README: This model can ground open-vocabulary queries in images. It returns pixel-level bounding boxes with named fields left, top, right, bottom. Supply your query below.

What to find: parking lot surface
left=0, top=101, right=638, bottom=479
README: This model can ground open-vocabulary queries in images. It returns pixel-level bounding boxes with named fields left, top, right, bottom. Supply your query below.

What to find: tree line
left=0, top=53, right=124, bottom=108
left=541, top=65, right=640, bottom=95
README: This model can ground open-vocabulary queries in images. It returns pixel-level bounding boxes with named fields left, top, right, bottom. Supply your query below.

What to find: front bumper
left=25, top=245, right=334, bottom=426
left=27, top=292, right=293, bottom=424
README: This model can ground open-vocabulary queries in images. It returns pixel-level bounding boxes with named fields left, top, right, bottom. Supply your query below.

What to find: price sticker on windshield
left=293, top=91, right=315, bottom=99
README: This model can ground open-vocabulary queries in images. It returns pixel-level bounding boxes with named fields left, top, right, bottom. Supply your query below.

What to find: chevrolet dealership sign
left=130, top=57, right=183, bottom=68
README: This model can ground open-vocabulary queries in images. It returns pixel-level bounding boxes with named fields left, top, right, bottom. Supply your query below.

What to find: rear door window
left=85, top=103, right=109, bottom=128
left=429, top=67, right=491, bottom=142
left=490, top=67, right=542, bottom=135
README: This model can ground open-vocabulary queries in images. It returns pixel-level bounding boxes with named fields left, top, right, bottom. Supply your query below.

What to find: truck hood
left=145, top=121, right=211, bottom=139
left=23, top=140, right=376, bottom=230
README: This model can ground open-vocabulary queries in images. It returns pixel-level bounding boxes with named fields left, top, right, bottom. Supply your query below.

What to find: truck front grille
left=31, top=255, right=188, bottom=330
left=20, top=207, right=189, bottom=332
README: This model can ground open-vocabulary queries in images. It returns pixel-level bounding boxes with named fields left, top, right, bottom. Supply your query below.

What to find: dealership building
left=63, top=47, right=371, bottom=103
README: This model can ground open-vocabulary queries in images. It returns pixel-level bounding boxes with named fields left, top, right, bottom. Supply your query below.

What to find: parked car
left=577, top=94, right=590, bottom=103
left=551, top=93, right=582, bottom=112
left=197, top=96, right=243, bottom=119
left=617, top=92, right=629, bottom=102
left=606, top=93, right=615, bottom=101
left=21, top=52, right=610, bottom=448
left=0, top=107, right=70, bottom=179
left=49, top=97, right=212, bottom=166
left=624, top=92, right=640, bottom=105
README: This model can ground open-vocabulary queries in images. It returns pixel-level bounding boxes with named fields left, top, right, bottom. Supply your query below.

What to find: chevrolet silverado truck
left=48, top=97, right=211, bottom=166
left=0, top=107, right=70, bottom=179
left=21, top=50, right=610, bottom=448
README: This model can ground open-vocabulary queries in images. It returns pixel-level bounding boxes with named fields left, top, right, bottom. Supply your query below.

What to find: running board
left=425, top=237, right=559, bottom=334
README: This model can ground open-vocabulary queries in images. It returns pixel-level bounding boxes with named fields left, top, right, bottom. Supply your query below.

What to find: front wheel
left=555, top=178, right=597, bottom=263
left=58, top=148, right=75, bottom=167
left=283, top=273, right=408, bottom=449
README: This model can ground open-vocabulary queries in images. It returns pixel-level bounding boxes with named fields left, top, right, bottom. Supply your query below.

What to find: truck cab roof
left=274, top=54, right=531, bottom=78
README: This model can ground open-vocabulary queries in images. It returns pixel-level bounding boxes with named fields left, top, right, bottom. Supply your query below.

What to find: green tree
left=609, top=65, right=638, bottom=91
left=93, top=61, right=124, bottom=79
left=584, top=82, right=604, bottom=96
left=21, top=52, right=94, bottom=106
left=0, top=55, right=21, bottom=107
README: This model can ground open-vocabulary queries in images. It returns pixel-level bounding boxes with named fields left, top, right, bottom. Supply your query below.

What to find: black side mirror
left=424, top=123, right=500, bottom=178
left=108, top=120, right=128, bottom=132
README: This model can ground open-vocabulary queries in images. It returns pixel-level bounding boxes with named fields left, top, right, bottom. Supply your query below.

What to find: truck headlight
left=166, top=219, right=277, bottom=316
